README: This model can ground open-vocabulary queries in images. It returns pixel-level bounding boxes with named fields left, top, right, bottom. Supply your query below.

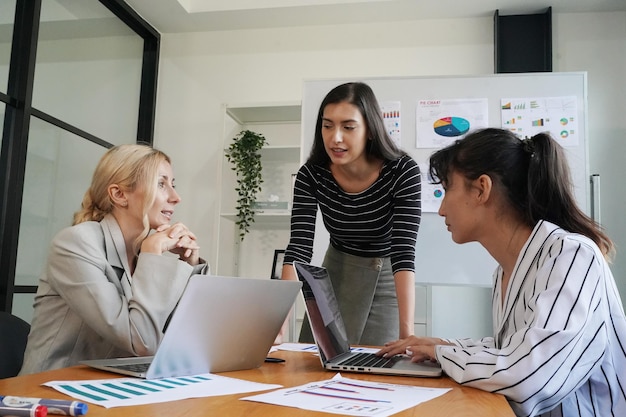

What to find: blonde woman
left=20, top=144, right=208, bottom=374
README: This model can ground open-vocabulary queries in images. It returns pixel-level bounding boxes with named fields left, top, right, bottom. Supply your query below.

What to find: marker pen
left=0, top=397, right=46, bottom=417
left=0, top=396, right=87, bottom=416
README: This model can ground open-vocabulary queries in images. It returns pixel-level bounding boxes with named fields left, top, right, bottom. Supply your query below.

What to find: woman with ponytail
left=20, top=144, right=208, bottom=374
left=378, top=128, right=625, bottom=417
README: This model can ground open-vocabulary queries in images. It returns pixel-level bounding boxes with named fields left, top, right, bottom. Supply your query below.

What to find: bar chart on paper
left=242, top=374, right=450, bottom=417
left=44, top=374, right=281, bottom=408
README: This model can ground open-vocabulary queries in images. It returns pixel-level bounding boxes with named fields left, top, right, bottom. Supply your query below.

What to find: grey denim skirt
left=298, top=245, right=398, bottom=346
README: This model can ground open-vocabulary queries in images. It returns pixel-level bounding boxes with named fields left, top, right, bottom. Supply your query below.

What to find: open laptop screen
left=293, top=262, right=351, bottom=362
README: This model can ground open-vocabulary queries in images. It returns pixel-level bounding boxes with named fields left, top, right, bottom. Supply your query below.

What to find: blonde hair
left=73, top=144, right=171, bottom=253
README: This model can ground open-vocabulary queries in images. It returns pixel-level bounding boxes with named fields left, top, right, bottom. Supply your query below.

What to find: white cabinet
left=414, top=285, right=429, bottom=336
left=217, top=103, right=303, bottom=342
left=430, top=285, right=492, bottom=339
left=217, top=103, right=301, bottom=280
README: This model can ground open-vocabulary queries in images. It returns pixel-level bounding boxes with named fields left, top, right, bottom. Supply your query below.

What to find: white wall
left=153, top=12, right=626, bottom=305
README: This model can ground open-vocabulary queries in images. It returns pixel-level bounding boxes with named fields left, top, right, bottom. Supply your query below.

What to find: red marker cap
left=34, top=405, right=48, bottom=417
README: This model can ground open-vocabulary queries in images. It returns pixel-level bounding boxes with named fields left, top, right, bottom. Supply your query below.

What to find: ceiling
left=123, top=0, right=626, bottom=33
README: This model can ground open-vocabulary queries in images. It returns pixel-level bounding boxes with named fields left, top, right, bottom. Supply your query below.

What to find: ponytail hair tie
left=522, top=136, right=535, bottom=157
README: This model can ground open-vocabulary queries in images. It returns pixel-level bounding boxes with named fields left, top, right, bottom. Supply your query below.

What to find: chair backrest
left=0, top=311, right=31, bottom=378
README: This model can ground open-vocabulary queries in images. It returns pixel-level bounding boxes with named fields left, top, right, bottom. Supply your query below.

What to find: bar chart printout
left=242, top=374, right=450, bottom=417
left=44, top=374, right=281, bottom=408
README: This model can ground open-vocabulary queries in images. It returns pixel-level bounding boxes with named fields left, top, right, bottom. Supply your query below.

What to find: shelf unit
left=217, top=102, right=302, bottom=280
left=217, top=103, right=303, bottom=342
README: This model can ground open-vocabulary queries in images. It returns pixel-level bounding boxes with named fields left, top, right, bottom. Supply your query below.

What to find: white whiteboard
left=301, top=73, right=588, bottom=286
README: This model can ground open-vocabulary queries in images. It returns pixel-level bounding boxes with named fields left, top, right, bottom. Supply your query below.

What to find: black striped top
left=284, top=154, right=421, bottom=273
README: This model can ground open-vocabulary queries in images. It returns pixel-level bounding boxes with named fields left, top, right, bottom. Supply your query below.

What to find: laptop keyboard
left=336, top=352, right=401, bottom=369
left=112, top=362, right=151, bottom=373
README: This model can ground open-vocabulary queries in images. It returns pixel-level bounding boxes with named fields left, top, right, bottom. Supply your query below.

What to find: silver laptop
left=293, top=262, right=441, bottom=377
left=81, top=274, right=302, bottom=379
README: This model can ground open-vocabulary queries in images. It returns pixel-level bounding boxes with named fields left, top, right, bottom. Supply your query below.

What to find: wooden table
left=1, top=350, right=514, bottom=416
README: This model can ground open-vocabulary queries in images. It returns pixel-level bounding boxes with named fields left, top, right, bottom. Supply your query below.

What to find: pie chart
left=433, top=117, right=470, bottom=137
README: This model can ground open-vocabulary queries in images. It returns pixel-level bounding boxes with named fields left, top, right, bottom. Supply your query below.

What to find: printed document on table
left=275, top=343, right=379, bottom=354
left=44, top=373, right=281, bottom=408
left=242, top=373, right=450, bottom=417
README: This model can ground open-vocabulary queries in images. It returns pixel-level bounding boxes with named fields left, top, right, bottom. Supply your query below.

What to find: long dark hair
left=308, top=82, right=404, bottom=166
left=429, top=128, right=614, bottom=258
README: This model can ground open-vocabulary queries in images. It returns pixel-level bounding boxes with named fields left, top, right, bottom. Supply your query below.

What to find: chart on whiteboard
left=415, top=98, right=489, bottom=148
left=500, top=96, right=579, bottom=147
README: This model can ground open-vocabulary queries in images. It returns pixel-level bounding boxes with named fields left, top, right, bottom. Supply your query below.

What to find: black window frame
left=0, top=0, right=160, bottom=312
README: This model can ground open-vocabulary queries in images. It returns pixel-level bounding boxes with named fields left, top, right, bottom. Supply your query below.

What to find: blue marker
left=0, top=397, right=87, bottom=416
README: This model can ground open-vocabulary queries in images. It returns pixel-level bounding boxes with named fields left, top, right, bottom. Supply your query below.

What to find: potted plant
left=225, top=129, right=267, bottom=240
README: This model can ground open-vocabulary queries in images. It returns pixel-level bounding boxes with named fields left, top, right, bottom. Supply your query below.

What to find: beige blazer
left=19, top=214, right=208, bottom=374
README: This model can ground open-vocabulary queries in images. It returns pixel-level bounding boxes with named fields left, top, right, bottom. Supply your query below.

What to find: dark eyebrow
left=322, top=117, right=359, bottom=124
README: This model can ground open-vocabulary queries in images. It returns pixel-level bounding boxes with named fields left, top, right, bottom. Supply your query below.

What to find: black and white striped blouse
left=284, top=154, right=421, bottom=273
left=436, top=220, right=626, bottom=417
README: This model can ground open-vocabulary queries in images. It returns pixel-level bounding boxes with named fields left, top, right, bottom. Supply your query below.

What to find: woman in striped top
left=281, top=82, right=421, bottom=346
left=378, top=128, right=625, bottom=417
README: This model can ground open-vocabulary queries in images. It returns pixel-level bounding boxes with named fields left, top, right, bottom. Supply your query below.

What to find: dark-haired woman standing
left=281, top=82, right=421, bottom=346
left=378, top=128, right=625, bottom=417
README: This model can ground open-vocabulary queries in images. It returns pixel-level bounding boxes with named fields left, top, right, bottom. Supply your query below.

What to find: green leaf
left=226, top=129, right=267, bottom=241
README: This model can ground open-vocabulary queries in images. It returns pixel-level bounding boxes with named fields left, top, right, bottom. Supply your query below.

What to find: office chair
left=0, top=311, right=30, bottom=378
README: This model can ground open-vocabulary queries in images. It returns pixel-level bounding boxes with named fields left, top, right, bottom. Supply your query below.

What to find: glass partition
left=33, top=0, right=143, bottom=145
left=12, top=293, right=35, bottom=324
left=0, top=101, right=4, bottom=157
left=0, top=0, right=15, bottom=93
left=15, top=117, right=108, bottom=297
left=2, top=0, right=157, bottom=318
